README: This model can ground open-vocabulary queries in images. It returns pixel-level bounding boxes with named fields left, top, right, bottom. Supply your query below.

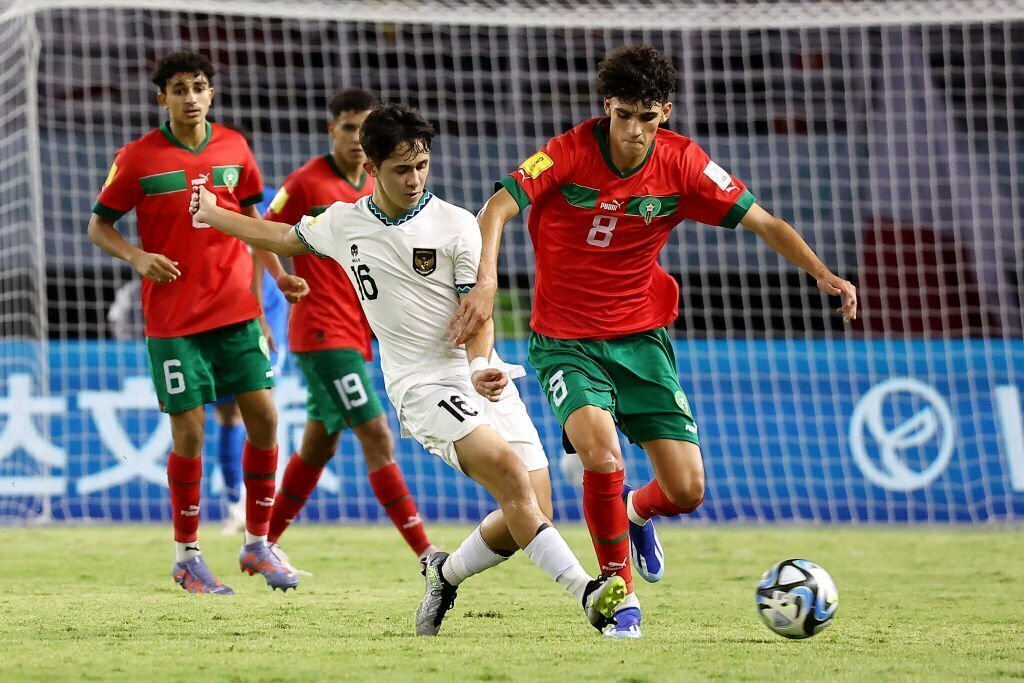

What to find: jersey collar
left=324, top=154, right=367, bottom=190
left=594, top=118, right=655, bottom=179
left=367, top=190, right=433, bottom=227
left=160, top=121, right=213, bottom=154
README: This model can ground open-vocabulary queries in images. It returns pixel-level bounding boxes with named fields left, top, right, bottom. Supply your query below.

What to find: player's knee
left=488, top=448, right=534, bottom=504
left=664, top=477, right=705, bottom=512
left=577, top=446, right=623, bottom=473
left=357, top=417, right=393, bottom=469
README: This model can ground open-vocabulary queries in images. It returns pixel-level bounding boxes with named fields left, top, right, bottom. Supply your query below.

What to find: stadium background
left=1, top=0, right=1023, bottom=525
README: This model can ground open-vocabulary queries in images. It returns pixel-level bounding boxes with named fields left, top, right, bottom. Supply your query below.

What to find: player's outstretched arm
left=190, top=185, right=308, bottom=257
left=740, top=203, right=858, bottom=323
left=87, top=213, right=181, bottom=284
left=450, top=187, right=521, bottom=345
left=464, top=314, right=507, bottom=402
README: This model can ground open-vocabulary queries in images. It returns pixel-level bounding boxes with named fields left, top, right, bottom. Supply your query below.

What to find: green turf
left=4, top=524, right=1023, bottom=682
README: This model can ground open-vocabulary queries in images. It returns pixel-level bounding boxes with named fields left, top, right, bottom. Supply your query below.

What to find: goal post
left=1, top=0, right=1023, bottom=524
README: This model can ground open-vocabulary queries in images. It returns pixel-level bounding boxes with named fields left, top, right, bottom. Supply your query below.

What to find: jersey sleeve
left=452, top=214, right=482, bottom=293
left=494, top=131, right=574, bottom=211
left=237, top=142, right=265, bottom=207
left=678, top=143, right=756, bottom=229
left=92, top=146, right=141, bottom=221
left=292, top=202, right=342, bottom=260
left=263, top=174, right=306, bottom=225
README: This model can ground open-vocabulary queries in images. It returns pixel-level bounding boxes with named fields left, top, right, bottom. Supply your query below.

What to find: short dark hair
left=329, top=88, right=379, bottom=119
left=359, top=103, right=435, bottom=166
left=151, top=51, right=215, bottom=91
left=595, top=45, right=677, bottom=108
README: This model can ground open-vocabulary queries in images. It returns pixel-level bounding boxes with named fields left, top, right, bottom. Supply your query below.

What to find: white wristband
left=469, top=356, right=490, bottom=374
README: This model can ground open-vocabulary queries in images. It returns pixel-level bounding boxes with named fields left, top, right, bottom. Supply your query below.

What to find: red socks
left=167, top=451, right=202, bottom=543
left=242, top=442, right=278, bottom=537
left=632, top=478, right=703, bottom=519
left=582, top=469, right=632, bottom=593
left=268, top=453, right=324, bottom=544
left=369, top=462, right=431, bottom=556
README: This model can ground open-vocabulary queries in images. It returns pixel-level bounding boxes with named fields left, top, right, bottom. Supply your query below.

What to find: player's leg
left=357, top=414, right=435, bottom=558
left=213, top=397, right=246, bottom=535
left=209, top=320, right=295, bottom=591
left=268, top=418, right=339, bottom=548
left=147, top=333, right=231, bottom=594
left=528, top=332, right=640, bottom=637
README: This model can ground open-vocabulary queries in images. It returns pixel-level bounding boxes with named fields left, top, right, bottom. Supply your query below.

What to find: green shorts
left=296, top=349, right=386, bottom=435
left=146, top=319, right=274, bottom=414
left=528, top=327, right=700, bottom=447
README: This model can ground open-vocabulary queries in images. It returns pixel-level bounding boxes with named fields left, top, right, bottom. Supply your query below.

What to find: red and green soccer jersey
left=263, top=155, right=374, bottom=359
left=498, top=117, right=756, bottom=340
left=93, top=121, right=265, bottom=338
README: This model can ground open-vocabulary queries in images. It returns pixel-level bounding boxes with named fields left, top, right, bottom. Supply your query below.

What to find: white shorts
left=398, top=374, right=547, bottom=474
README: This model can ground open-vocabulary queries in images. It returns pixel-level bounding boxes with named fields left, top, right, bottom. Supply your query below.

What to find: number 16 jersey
left=498, top=117, right=756, bottom=341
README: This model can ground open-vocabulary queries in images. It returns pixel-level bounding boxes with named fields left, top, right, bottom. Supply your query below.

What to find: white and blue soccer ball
left=755, top=559, right=839, bottom=639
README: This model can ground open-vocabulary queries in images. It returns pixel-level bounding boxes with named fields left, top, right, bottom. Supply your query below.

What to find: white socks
left=175, top=541, right=202, bottom=563
left=523, top=526, right=592, bottom=602
left=244, top=532, right=267, bottom=546
left=625, top=490, right=649, bottom=526
left=441, top=526, right=512, bottom=586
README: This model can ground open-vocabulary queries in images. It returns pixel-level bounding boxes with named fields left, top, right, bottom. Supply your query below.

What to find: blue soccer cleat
left=603, top=606, right=643, bottom=639
left=172, top=555, right=234, bottom=595
left=622, top=484, right=665, bottom=583
left=582, top=575, right=628, bottom=632
left=239, top=540, right=299, bottom=591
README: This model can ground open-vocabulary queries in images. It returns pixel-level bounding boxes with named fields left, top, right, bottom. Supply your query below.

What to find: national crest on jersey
left=496, top=117, right=755, bottom=340
left=92, top=121, right=265, bottom=338
left=291, top=192, right=482, bottom=408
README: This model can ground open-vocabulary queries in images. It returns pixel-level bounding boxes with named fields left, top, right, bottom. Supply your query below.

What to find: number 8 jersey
left=498, top=117, right=756, bottom=341
left=292, top=191, right=481, bottom=408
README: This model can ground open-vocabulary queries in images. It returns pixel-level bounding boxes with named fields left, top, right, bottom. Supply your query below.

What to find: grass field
left=5, top=524, right=1024, bottom=682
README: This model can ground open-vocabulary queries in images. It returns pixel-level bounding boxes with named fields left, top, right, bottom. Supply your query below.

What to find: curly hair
left=360, top=103, right=435, bottom=166
left=151, top=51, right=215, bottom=91
left=595, top=45, right=677, bottom=108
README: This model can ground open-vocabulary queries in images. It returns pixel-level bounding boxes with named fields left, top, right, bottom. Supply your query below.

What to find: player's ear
left=363, top=160, right=378, bottom=178
left=156, top=89, right=167, bottom=110
left=208, top=86, right=214, bottom=104
left=660, top=102, right=673, bottom=123
left=603, top=99, right=612, bottom=116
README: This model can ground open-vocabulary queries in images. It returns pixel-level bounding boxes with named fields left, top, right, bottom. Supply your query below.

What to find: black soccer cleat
left=416, top=551, right=459, bottom=636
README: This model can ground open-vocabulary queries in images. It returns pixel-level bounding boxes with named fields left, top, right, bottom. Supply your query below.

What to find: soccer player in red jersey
left=87, top=51, right=309, bottom=594
left=261, top=89, right=436, bottom=571
left=452, top=45, right=858, bottom=638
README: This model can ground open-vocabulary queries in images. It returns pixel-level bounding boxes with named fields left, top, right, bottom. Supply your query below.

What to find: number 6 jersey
left=498, top=117, right=756, bottom=341
left=292, top=191, right=481, bottom=408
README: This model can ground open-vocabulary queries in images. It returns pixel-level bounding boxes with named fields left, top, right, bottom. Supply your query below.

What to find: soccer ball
left=755, top=559, right=838, bottom=639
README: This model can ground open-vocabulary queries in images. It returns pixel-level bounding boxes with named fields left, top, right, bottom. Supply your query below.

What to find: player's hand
left=450, top=281, right=497, bottom=345
left=189, top=184, right=218, bottom=224
left=817, top=274, right=858, bottom=323
left=258, top=315, right=277, bottom=352
left=129, top=250, right=180, bottom=285
left=471, top=367, right=507, bottom=402
left=276, top=273, right=310, bottom=303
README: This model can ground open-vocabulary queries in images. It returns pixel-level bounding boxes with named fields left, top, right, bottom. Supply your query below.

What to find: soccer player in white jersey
left=190, top=103, right=627, bottom=636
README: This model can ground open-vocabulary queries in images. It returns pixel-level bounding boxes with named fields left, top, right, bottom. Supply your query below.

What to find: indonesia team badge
left=412, top=248, right=436, bottom=276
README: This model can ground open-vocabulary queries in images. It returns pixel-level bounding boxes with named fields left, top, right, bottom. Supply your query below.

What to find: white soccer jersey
left=292, top=191, right=481, bottom=407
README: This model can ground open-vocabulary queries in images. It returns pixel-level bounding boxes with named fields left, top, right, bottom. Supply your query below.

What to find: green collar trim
left=368, top=190, right=433, bottom=226
left=324, top=154, right=367, bottom=190
left=593, top=118, right=655, bottom=179
left=160, top=121, right=212, bottom=154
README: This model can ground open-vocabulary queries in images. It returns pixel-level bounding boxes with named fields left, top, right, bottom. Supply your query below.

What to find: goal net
left=2, top=0, right=1023, bottom=525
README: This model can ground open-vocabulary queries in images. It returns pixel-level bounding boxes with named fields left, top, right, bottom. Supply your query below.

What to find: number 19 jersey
left=498, top=117, right=755, bottom=340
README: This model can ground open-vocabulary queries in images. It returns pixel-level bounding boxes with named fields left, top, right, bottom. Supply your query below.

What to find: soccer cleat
left=172, top=555, right=234, bottom=595
left=239, top=540, right=299, bottom=591
left=269, top=542, right=314, bottom=578
left=603, top=606, right=643, bottom=639
left=416, top=551, right=458, bottom=636
left=582, top=575, right=628, bottom=632
left=623, top=484, right=665, bottom=583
